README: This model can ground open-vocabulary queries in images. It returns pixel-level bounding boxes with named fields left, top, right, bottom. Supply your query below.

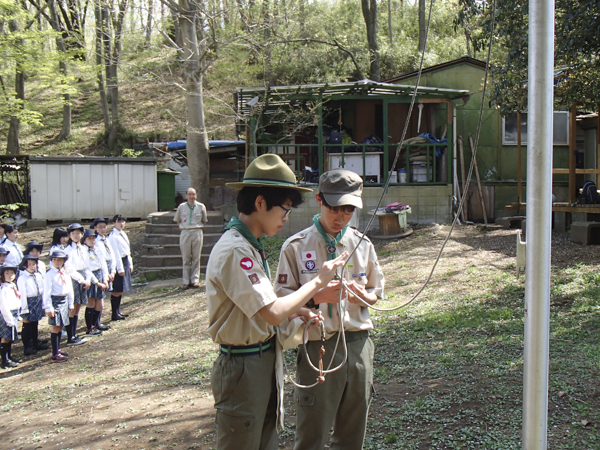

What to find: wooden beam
left=553, top=168, right=600, bottom=174
left=569, top=104, right=577, bottom=203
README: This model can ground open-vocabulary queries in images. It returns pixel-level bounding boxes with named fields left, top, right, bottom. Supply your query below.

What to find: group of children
left=0, top=215, right=133, bottom=367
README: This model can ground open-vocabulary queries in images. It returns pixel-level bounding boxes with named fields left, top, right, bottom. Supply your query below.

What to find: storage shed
left=30, top=157, right=158, bottom=220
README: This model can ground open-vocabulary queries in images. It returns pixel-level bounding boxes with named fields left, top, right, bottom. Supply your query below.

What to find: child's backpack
left=581, top=181, right=600, bottom=204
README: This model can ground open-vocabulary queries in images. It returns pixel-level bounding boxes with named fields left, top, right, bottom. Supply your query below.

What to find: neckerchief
left=58, top=268, right=67, bottom=285
left=224, top=217, right=270, bottom=278
left=100, top=236, right=112, bottom=258
left=28, top=271, right=40, bottom=296
left=7, top=283, right=20, bottom=301
left=312, top=214, right=349, bottom=317
left=186, top=201, right=197, bottom=223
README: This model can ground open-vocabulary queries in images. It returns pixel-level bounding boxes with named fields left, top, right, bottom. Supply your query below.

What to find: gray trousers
left=293, top=331, right=374, bottom=450
left=179, top=228, right=203, bottom=284
left=211, top=349, right=278, bottom=450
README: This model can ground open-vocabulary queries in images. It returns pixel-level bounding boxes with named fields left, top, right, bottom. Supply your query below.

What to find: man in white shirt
left=174, top=187, right=208, bottom=289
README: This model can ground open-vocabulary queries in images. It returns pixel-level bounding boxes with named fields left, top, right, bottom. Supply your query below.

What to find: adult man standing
left=174, top=187, right=208, bottom=289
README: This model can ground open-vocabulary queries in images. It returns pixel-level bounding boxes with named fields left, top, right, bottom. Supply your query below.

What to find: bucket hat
left=90, top=217, right=108, bottom=229
left=67, top=223, right=84, bottom=233
left=24, top=241, right=43, bottom=255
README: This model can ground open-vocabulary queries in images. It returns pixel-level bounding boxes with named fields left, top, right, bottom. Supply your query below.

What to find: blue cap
left=49, top=249, right=69, bottom=260
left=24, top=241, right=43, bottom=255
left=82, top=229, right=96, bottom=241
left=90, top=217, right=108, bottom=229
left=67, top=223, right=84, bottom=233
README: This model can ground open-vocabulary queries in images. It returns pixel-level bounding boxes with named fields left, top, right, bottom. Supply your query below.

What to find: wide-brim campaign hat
left=67, top=223, right=84, bottom=233
left=91, top=217, right=108, bottom=228
left=24, top=241, right=43, bottom=255
left=319, top=168, right=363, bottom=209
left=49, top=249, right=69, bottom=260
left=226, top=154, right=313, bottom=192
left=82, top=229, right=96, bottom=241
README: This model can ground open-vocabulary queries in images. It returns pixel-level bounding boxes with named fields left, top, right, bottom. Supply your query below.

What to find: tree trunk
left=7, top=20, right=24, bottom=155
left=95, top=0, right=111, bottom=130
left=418, top=0, right=426, bottom=52
left=145, top=0, right=153, bottom=46
left=179, top=0, right=210, bottom=206
left=388, top=0, right=393, bottom=45
left=48, top=0, right=71, bottom=141
left=361, top=0, right=379, bottom=81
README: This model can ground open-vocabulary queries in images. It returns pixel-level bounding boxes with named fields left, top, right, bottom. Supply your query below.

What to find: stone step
left=142, top=254, right=211, bottom=268
left=144, top=232, right=222, bottom=246
left=139, top=266, right=196, bottom=278
left=145, top=223, right=224, bottom=235
left=141, top=242, right=215, bottom=256
left=147, top=210, right=224, bottom=225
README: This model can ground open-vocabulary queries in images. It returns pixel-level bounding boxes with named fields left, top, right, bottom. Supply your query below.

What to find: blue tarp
left=417, top=133, right=446, bottom=157
left=165, top=140, right=245, bottom=151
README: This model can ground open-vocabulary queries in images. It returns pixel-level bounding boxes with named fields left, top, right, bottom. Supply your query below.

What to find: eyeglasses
left=277, top=205, right=292, bottom=218
left=327, top=205, right=356, bottom=215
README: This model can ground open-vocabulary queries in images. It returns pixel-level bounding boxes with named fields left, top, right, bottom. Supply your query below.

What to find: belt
left=220, top=337, right=275, bottom=356
left=324, top=330, right=369, bottom=342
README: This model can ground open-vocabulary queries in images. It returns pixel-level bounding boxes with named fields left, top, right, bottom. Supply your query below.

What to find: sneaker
left=119, top=313, right=129, bottom=318
left=96, top=324, right=111, bottom=331
left=58, top=350, right=68, bottom=357
left=66, top=336, right=88, bottom=346
left=51, top=354, right=68, bottom=363
left=85, top=328, right=103, bottom=337
left=1, top=359, right=18, bottom=368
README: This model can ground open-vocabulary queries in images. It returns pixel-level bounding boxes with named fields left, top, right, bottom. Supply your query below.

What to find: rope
left=290, top=0, right=497, bottom=387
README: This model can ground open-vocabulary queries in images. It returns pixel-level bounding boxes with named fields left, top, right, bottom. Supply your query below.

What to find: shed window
left=502, top=112, right=569, bottom=145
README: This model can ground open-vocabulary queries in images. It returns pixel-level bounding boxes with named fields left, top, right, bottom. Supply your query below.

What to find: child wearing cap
left=0, top=247, right=9, bottom=266
left=23, top=241, right=46, bottom=275
left=3, top=225, right=23, bottom=267
left=275, top=168, right=385, bottom=450
left=64, top=223, right=94, bottom=346
left=206, top=154, right=348, bottom=449
left=18, top=255, right=47, bottom=355
left=0, top=265, right=22, bottom=368
left=44, top=250, right=74, bottom=363
left=82, top=230, right=109, bottom=336
left=91, top=218, right=116, bottom=330
left=108, top=215, right=132, bottom=321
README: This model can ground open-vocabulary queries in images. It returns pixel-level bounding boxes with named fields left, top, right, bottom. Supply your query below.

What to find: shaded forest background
left=0, top=0, right=598, bottom=168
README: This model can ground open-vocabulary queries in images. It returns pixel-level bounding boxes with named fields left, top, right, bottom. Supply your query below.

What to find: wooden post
left=517, top=111, right=523, bottom=204
left=458, top=136, right=468, bottom=221
left=469, top=135, right=488, bottom=225
left=569, top=103, right=577, bottom=203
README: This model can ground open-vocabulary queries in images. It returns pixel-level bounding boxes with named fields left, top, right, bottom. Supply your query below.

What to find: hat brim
left=321, top=192, right=363, bottom=209
left=226, top=181, right=313, bottom=192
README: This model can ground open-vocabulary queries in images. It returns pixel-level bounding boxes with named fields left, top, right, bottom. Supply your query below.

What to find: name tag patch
left=248, top=273, right=260, bottom=285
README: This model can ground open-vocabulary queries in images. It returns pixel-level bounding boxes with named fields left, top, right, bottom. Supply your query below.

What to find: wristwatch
left=305, top=298, right=318, bottom=309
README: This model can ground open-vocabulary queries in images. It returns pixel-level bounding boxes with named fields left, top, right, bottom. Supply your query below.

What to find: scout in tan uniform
left=275, top=168, right=385, bottom=450
left=174, top=187, right=208, bottom=289
left=206, top=154, right=348, bottom=450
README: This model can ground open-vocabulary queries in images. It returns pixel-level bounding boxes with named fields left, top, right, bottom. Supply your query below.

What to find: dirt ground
left=1, top=222, right=599, bottom=449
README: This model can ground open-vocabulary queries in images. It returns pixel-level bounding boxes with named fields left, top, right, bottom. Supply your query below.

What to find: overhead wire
left=290, top=0, right=498, bottom=387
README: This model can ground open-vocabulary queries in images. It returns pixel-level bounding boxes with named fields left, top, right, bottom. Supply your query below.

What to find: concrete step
left=142, top=254, right=211, bottom=268
left=147, top=210, right=224, bottom=225
left=144, top=234, right=181, bottom=245
left=139, top=266, right=198, bottom=278
left=145, top=223, right=224, bottom=235
left=141, top=242, right=215, bottom=256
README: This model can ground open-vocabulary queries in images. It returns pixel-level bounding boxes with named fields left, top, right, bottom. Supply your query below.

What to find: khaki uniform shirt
left=275, top=224, right=384, bottom=341
left=174, top=201, right=208, bottom=230
left=206, top=229, right=277, bottom=346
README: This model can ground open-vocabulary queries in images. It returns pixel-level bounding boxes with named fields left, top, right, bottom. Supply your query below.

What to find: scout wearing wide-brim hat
left=49, top=249, right=69, bottom=261
left=0, top=264, right=18, bottom=278
left=19, top=254, right=39, bottom=271
left=24, top=241, right=43, bottom=255
left=319, top=168, right=363, bottom=208
left=67, top=223, right=84, bottom=234
left=82, top=229, right=96, bottom=242
left=90, top=217, right=108, bottom=229
left=226, top=153, right=313, bottom=192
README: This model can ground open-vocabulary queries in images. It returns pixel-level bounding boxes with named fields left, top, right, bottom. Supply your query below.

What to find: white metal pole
left=523, top=0, right=554, bottom=447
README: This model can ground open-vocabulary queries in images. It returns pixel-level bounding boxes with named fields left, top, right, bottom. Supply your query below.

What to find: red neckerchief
left=58, top=269, right=67, bottom=285
left=8, top=283, right=20, bottom=300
